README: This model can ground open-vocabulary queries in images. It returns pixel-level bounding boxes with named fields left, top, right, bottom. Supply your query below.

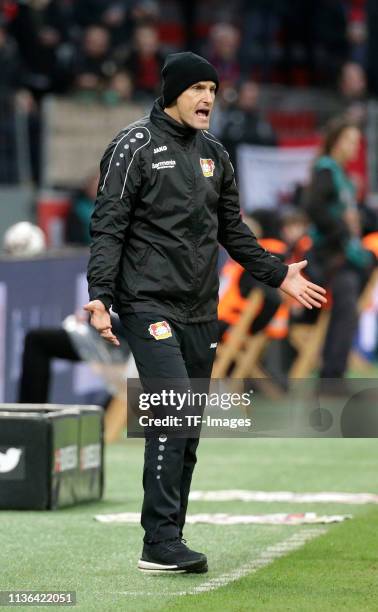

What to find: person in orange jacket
left=218, top=214, right=288, bottom=340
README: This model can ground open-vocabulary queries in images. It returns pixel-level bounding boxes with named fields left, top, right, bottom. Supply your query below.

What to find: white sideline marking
left=189, top=490, right=378, bottom=504
left=187, top=528, right=327, bottom=595
left=95, top=511, right=350, bottom=525
left=116, top=528, right=326, bottom=597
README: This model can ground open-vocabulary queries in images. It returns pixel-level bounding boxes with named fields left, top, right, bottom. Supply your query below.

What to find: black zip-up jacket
left=87, top=98, right=288, bottom=323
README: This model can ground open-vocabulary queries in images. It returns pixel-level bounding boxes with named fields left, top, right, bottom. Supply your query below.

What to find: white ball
left=3, top=222, right=46, bottom=256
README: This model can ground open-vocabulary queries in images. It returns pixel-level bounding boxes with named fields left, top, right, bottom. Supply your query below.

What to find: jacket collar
left=150, top=97, right=197, bottom=141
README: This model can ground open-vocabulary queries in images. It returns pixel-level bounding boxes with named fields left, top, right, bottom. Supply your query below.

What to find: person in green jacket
left=304, top=116, right=375, bottom=381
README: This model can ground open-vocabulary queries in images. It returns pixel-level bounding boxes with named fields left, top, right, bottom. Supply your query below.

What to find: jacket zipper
left=188, top=149, right=198, bottom=315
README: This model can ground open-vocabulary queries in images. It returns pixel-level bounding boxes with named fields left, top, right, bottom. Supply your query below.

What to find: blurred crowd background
left=1, top=0, right=378, bottom=407
left=1, top=0, right=377, bottom=188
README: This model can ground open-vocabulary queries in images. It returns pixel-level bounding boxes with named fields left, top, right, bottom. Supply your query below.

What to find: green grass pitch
left=0, top=438, right=377, bottom=611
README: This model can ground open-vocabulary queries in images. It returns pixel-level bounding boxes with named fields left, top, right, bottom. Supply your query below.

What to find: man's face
left=168, top=81, right=216, bottom=129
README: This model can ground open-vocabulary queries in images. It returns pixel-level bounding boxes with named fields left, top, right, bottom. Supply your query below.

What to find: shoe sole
left=138, top=558, right=208, bottom=574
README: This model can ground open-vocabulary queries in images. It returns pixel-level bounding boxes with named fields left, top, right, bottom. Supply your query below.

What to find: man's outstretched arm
left=217, top=154, right=327, bottom=310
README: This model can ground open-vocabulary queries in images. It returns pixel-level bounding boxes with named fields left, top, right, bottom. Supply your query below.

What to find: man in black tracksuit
left=85, top=52, right=326, bottom=573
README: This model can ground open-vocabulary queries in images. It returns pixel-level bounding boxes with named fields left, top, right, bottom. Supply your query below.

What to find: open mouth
left=195, top=109, right=210, bottom=119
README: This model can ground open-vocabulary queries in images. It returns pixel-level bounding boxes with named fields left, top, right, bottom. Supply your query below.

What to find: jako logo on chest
left=154, top=145, right=168, bottom=154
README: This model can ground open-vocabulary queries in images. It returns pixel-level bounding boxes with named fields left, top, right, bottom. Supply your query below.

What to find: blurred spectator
left=65, top=172, right=99, bottom=246
left=131, top=0, right=160, bottom=25
left=207, top=22, right=241, bottom=87
left=98, top=2, right=130, bottom=47
left=3, top=2, right=73, bottom=183
left=73, top=25, right=118, bottom=95
left=123, top=23, right=164, bottom=99
left=339, top=61, right=367, bottom=99
left=74, top=0, right=129, bottom=32
left=7, top=0, right=73, bottom=97
left=346, top=1, right=367, bottom=66
left=102, top=69, right=135, bottom=105
left=280, top=210, right=309, bottom=250
left=219, top=80, right=276, bottom=168
left=40, top=0, right=76, bottom=42
left=303, top=116, right=375, bottom=380
left=338, top=61, right=368, bottom=123
left=367, top=0, right=378, bottom=95
left=208, top=81, right=238, bottom=137
left=279, top=209, right=311, bottom=264
left=240, top=0, right=282, bottom=83
left=0, top=22, right=24, bottom=92
left=312, top=0, right=348, bottom=87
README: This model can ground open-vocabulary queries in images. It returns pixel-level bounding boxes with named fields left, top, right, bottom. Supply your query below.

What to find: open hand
left=83, top=299, right=120, bottom=346
left=280, top=260, right=327, bottom=310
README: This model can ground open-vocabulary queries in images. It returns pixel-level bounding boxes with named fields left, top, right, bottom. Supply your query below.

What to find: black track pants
left=120, top=312, right=219, bottom=543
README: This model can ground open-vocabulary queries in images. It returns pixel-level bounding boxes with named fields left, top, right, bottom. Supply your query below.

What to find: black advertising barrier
left=0, top=404, right=104, bottom=510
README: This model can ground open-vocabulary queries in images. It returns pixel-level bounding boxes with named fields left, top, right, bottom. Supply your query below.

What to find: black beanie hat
left=161, top=52, right=219, bottom=107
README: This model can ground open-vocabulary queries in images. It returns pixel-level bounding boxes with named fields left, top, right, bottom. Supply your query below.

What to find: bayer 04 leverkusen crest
left=148, top=320, right=172, bottom=340
left=200, top=158, right=215, bottom=177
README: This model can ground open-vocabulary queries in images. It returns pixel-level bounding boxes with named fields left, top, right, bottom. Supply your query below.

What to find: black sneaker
left=138, top=538, right=208, bottom=573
